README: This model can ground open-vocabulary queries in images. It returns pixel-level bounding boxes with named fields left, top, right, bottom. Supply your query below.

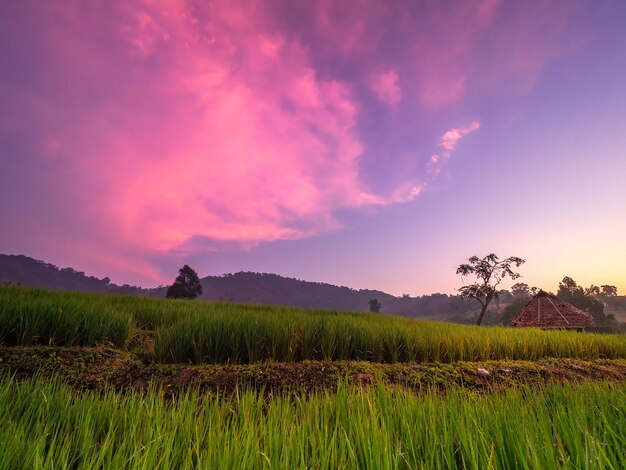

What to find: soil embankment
left=2, top=345, right=625, bottom=396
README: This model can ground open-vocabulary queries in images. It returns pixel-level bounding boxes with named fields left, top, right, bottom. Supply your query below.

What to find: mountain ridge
left=0, top=254, right=472, bottom=318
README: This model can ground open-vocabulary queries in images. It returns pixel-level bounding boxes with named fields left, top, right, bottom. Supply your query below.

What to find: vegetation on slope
left=2, top=287, right=626, bottom=364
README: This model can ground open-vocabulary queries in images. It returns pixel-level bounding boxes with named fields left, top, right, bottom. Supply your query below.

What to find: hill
left=0, top=254, right=154, bottom=296
left=0, top=254, right=478, bottom=318
left=200, top=271, right=462, bottom=317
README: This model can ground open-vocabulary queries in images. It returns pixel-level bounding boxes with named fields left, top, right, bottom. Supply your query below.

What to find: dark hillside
left=201, top=273, right=483, bottom=317
left=202, top=272, right=397, bottom=313
left=0, top=254, right=156, bottom=296
left=0, top=254, right=479, bottom=318
left=0, top=254, right=112, bottom=293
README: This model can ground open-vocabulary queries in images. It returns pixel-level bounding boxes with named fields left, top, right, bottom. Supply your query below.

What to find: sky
left=1, top=0, right=626, bottom=296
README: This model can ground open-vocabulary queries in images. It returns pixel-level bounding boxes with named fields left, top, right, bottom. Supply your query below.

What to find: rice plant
left=2, top=286, right=626, bottom=364
left=0, top=377, right=624, bottom=469
left=154, top=309, right=626, bottom=364
left=0, top=287, right=131, bottom=347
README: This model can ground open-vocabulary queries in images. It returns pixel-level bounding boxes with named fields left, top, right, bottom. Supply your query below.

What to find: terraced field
left=1, top=286, right=625, bottom=468
left=3, top=287, right=626, bottom=363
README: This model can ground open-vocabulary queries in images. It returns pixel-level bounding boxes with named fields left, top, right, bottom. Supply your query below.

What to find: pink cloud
left=22, top=1, right=387, bottom=263
left=390, top=183, right=426, bottom=203
left=440, top=121, right=482, bottom=152
left=1, top=0, right=583, bottom=282
left=368, top=70, right=402, bottom=105
left=428, top=121, right=481, bottom=176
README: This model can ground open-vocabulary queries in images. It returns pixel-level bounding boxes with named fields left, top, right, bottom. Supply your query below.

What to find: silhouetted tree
left=510, top=282, right=530, bottom=297
left=368, top=298, right=382, bottom=313
left=587, top=284, right=601, bottom=297
left=456, top=254, right=525, bottom=326
left=600, top=285, right=618, bottom=297
left=166, top=265, right=203, bottom=299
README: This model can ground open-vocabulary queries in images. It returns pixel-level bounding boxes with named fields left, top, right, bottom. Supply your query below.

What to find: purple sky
left=1, top=0, right=626, bottom=295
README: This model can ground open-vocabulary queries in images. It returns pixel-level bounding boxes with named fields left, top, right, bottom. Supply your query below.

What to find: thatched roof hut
left=512, top=292, right=596, bottom=330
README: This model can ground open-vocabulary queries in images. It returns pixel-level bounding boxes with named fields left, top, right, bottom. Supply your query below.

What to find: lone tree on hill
left=166, top=265, right=203, bottom=299
left=368, top=298, right=382, bottom=313
left=456, top=253, right=525, bottom=326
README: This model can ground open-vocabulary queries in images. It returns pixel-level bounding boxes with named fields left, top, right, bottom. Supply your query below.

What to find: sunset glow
left=1, top=0, right=626, bottom=294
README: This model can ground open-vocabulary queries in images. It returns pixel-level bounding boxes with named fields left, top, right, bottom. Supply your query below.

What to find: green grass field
left=2, top=286, right=626, bottom=468
left=0, top=377, right=624, bottom=469
left=2, top=286, right=626, bottom=364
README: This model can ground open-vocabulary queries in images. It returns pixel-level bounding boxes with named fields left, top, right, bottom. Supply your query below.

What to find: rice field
left=0, top=376, right=624, bottom=469
left=154, top=310, right=626, bottom=364
left=0, top=287, right=130, bottom=347
left=2, top=286, right=626, bottom=469
left=2, top=286, right=626, bottom=364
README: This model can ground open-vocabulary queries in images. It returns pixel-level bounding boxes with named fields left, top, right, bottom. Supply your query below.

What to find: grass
left=1, top=287, right=625, bottom=468
left=2, top=286, right=626, bottom=364
left=154, top=310, right=626, bottom=363
left=0, top=376, right=624, bottom=469
left=0, top=287, right=130, bottom=347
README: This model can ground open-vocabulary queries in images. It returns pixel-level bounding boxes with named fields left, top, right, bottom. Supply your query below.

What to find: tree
left=497, top=289, right=513, bottom=303
left=368, top=298, right=382, bottom=313
left=510, top=282, right=530, bottom=297
left=456, top=253, right=525, bottom=326
left=501, top=295, right=531, bottom=325
left=557, top=276, right=605, bottom=323
left=586, top=284, right=601, bottom=297
left=600, top=285, right=618, bottom=297
left=166, top=265, right=203, bottom=300
left=448, top=295, right=471, bottom=315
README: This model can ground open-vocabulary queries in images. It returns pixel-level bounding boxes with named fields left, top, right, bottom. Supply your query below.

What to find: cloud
left=0, top=0, right=583, bottom=282
left=390, top=183, right=426, bottom=203
left=428, top=121, right=481, bottom=176
left=441, top=121, right=482, bottom=152
left=11, top=1, right=386, bottom=258
left=368, top=70, right=402, bottom=105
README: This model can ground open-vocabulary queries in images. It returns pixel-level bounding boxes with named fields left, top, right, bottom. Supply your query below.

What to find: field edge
left=2, top=345, right=626, bottom=395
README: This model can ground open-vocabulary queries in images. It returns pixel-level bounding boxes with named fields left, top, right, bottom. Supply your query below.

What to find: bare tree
left=456, top=254, right=525, bottom=326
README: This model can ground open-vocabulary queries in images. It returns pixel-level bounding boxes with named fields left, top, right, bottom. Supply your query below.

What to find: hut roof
left=512, top=292, right=596, bottom=329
